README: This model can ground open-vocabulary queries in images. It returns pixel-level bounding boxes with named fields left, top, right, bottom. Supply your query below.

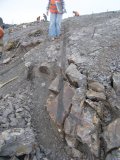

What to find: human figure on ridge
left=43, top=13, right=47, bottom=21
left=37, top=16, right=40, bottom=23
left=73, top=11, right=80, bottom=16
left=46, top=0, right=66, bottom=40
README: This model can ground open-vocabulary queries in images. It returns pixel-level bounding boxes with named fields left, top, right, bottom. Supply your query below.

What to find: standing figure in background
left=46, top=0, right=66, bottom=40
left=37, top=16, right=40, bottom=23
left=0, top=17, right=4, bottom=59
left=73, top=11, right=80, bottom=16
left=43, top=13, right=47, bottom=21
left=0, top=17, right=3, bottom=26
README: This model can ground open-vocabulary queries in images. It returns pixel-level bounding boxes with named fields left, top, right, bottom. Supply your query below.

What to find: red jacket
left=47, top=0, right=65, bottom=13
left=0, top=27, right=4, bottom=39
left=50, top=0, right=60, bottom=13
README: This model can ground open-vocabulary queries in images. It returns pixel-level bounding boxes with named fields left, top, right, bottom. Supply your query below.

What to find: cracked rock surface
left=0, top=11, right=120, bottom=160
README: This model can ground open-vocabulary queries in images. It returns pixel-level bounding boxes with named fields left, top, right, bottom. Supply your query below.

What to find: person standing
left=73, top=11, right=80, bottom=16
left=0, top=17, right=4, bottom=59
left=43, top=13, right=47, bottom=21
left=37, top=16, right=40, bottom=23
left=46, top=0, right=66, bottom=40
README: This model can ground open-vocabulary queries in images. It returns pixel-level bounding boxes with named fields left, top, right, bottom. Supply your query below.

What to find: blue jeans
left=49, top=13, right=62, bottom=37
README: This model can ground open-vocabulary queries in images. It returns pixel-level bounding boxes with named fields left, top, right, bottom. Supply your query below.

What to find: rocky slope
left=0, top=11, right=120, bottom=160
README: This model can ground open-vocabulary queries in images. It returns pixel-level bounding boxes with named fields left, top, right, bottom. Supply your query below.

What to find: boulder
left=107, top=88, right=120, bottom=114
left=65, top=63, right=87, bottom=88
left=112, top=72, right=120, bottom=96
left=88, top=81, right=105, bottom=92
left=3, top=57, right=11, bottom=64
left=106, top=149, right=120, bottom=160
left=103, top=118, right=120, bottom=152
left=48, top=75, right=60, bottom=94
left=0, top=128, right=35, bottom=156
left=86, top=89, right=106, bottom=101
left=39, top=62, right=51, bottom=75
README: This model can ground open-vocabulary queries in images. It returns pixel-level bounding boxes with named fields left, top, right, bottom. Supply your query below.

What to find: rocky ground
left=0, top=11, right=120, bottom=160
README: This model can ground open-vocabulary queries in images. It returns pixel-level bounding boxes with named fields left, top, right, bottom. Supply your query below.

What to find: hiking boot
left=0, top=52, right=2, bottom=59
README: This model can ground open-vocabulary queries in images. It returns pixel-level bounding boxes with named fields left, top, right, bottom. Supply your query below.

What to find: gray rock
left=23, top=106, right=30, bottom=111
left=113, top=72, right=120, bottom=96
left=88, top=81, right=105, bottom=92
left=65, top=136, right=77, bottom=148
left=43, top=158, right=49, bottom=160
left=36, top=146, right=43, bottom=159
left=65, top=63, right=87, bottom=88
left=16, top=108, right=24, bottom=113
left=64, top=87, right=87, bottom=137
left=9, top=118, right=18, bottom=127
left=48, top=75, right=60, bottom=94
left=67, top=54, right=91, bottom=66
left=10, top=156, right=20, bottom=160
left=86, top=89, right=106, bottom=101
left=103, top=118, right=120, bottom=152
left=25, top=62, right=34, bottom=80
left=85, top=99, right=103, bottom=117
left=107, top=88, right=120, bottom=114
left=106, top=149, right=120, bottom=160
left=3, top=107, right=14, bottom=118
left=39, top=62, right=51, bottom=74
left=3, top=57, right=11, bottom=64
left=64, top=87, right=100, bottom=157
left=32, top=156, right=37, bottom=160
left=72, top=148, right=83, bottom=158
left=1, top=117, right=8, bottom=124
left=0, top=128, right=35, bottom=156
left=1, top=123, right=9, bottom=128
left=1, top=10, right=120, bottom=160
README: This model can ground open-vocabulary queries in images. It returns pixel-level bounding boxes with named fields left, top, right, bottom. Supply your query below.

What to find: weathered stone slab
left=47, top=82, right=75, bottom=129
left=64, top=86, right=87, bottom=135
left=106, top=149, right=120, bottom=160
left=86, top=89, right=106, bottom=101
left=4, top=41, right=16, bottom=51
left=85, top=99, right=103, bottom=117
left=76, top=117, right=99, bottom=156
left=64, top=84, right=100, bottom=157
left=0, top=128, right=35, bottom=156
left=112, top=72, right=120, bottom=96
left=103, top=118, right=120, bottom=152
left=65, top=63, right=87, bottom=88
left=88, top=81, right=105, bottom=92
left=3, top=57, right=11, bottom=64
left=67, top=54, right=88, bottom=65
left=107, top=88, right=120, bottom=113
left=65, top=135, right=77, bottom=148
left=64, top=105, right=100, bottom=157
left=48, top=75, right=60, bottom=94
left=64, top=115, right=77, bottom=137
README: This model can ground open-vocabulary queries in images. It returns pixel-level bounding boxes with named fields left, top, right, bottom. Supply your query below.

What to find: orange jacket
left=49, top=0, right=61, bottom=13
left=0, top=27, right=4, bottom=39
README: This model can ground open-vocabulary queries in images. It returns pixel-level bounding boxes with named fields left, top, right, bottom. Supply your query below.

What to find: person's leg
left=49, top=13, right=57, bottom=37
left=56, top=14, right=62, bottom=37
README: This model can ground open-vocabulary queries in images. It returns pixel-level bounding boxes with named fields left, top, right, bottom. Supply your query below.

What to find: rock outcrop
left=0, top=11, right=120, bottom=160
